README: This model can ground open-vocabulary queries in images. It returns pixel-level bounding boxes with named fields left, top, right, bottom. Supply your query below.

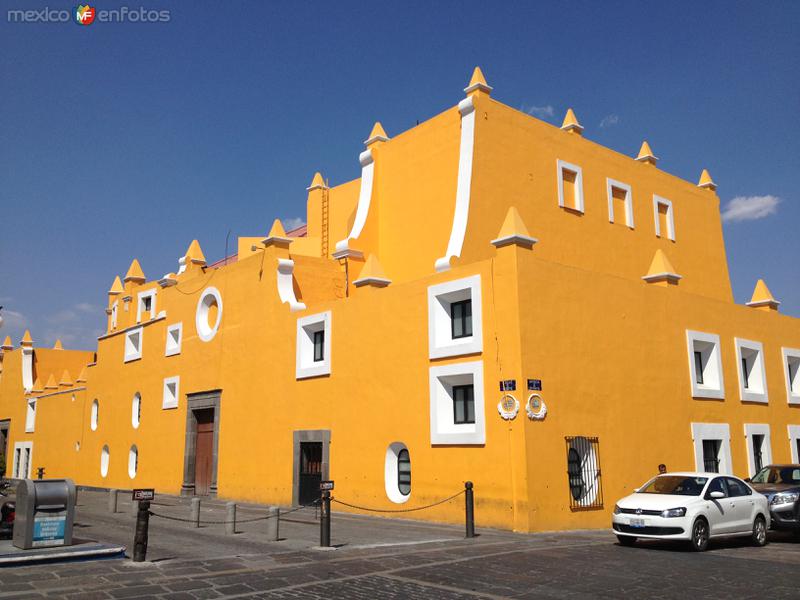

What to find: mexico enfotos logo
left=7, top=5, right=171, bottom=24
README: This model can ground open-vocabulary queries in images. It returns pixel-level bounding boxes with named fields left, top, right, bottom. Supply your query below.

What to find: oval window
left=131, top=393, right=141, bottom=429
left=384, top=442, right=411, bottom=504
left=90, top=399, right=99, bottom=431
left=100, top=445, right=110, bottom=477
left=195, top=287, right=223, bottom=342
left=128, top=445, right=138, bottom=479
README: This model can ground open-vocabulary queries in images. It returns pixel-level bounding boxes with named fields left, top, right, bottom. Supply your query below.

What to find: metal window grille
left=450, top=299, right=472, bottom=339
left=397, top=449, right=411, bottom=496
left=452, top=384, right=475, bottom=424
left=702, top=439, right=721, bottom=473
left=565, top=436, right=603, bottom=510
left=313, top=330, right=325, bottom=362
left=694, top=351, right=704, bottom=384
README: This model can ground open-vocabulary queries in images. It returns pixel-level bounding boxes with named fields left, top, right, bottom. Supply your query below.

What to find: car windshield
left=751, top=467, right=800, bottom=485
left=638, top=475, right=708, bottom=496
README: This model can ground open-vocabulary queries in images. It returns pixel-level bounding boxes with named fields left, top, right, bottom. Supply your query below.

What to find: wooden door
left=194, top=409, right=214, bottom=496
left=298, top=442, right=322, bottom=505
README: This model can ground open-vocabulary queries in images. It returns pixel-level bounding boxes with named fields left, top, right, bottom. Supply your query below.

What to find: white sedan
left=612, top=472, right=770, bottom=551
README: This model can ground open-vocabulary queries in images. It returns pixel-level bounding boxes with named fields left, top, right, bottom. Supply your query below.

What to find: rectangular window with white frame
left=789, top=426, right=800, bottom=463
left=428, top=361, right=485, bottom=445
left=606, top=179, right=634, bottom=228
left=136, top=289, right=157, bottom=323
left=25, top=399, right=36, bottom=433
left=111, top=301, right=118, bottom=330
left=556, top=160, right=584, bottom=213
left=782, top=348, right=800, bottom=405
left=296, top=311, right=332, bottom=379
left=653, top=195, right=675, bottom=241
left=124, top=326, right=143, bottom=362
left=165, top=322, right=183, bottom=357
left=691, top=423, right=732, bottom=474
left=13, top=441, right=33, bottom=479
left=735, top=338, right=768, bottom=403
left=428, top=275, right=482, bottom=359
left=686, top=330, right=724, bottom=399
left=163, top=376, right=180, bottom=409
left=744, top=424, right=772, bottom=477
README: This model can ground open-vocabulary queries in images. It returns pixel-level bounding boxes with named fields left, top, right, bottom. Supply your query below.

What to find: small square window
left=686, top=330, right=724, bottom=399
left=124, top=327, right=143, bottom=362
left=296, top=311, right=332, bottom=379
left=782, top=348, right=800, bottom=404
left=691, top=423, right=732, bottom=474
left=429, top=361, right=485, bottom=445
left=313, top=330, right=325, bottom=362
left=25, top=399, right=36, bottom=433
left=163, top=376, right=180, bottom=409
left=735, top=338, right=767, bottom=403
left=136, top=290, right=157, bottom=323
left=744, top=424, right=772, bottom=477
left=165, top=322, right=182, bottom=357
left=451, top=299, right=472, bottom=340
left=428, top=275, right=483, bottom=359
left=653, top=195, right=675, bottom=241
left=606, top=179, right=634, bottom=228
left=452, top=384, right=475, bottom=424
left=557, top=160, right=584, bottom=213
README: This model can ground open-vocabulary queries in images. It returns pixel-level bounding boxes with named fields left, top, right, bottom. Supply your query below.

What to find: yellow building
left=1, top=68, right=798, bottom=532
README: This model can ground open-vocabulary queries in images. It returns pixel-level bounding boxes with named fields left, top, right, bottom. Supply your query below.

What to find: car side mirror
left=708, top=491, right=725, bottom=500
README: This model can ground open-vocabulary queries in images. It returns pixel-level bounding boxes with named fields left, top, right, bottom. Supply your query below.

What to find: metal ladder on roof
left=321, top=184, right=330, bottom=258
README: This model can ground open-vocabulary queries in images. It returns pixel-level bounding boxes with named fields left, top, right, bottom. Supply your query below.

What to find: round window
left=128, top=445, right=138, bottom=479
left=132, top=393, right=141, bottom=429
left=100, top=445, right=110, bottom=477
left=195, top=287, right=223, bottom=342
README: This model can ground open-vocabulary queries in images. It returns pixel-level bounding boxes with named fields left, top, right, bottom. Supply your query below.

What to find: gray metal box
left=13, top=478, right=76, bottom=550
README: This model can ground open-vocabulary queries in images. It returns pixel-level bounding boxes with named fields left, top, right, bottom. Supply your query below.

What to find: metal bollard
left=131, top=499, right=139, bottom=516
left=465, top=481, right=475, bottom=538
left=108, top=489, right=118, bottom=513
left=191, top=497, right=201, bottom=528
left=265, top=506, right=280, bottom=542
left=133, top=500, right=150, bottom=562
left=320, top=491, right=331, bottom=547
left=226, top=502, right=236, bottom=535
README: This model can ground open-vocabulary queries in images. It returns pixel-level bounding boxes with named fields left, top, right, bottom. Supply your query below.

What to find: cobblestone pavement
left=1, top=490, right=799, bottom=599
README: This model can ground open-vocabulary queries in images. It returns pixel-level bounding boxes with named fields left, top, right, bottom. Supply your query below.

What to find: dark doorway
left=298, top=442, right=322, bottom=505
left=0, top=420, right=9, bottom=477
left=194, top=409, right=215, bottom=496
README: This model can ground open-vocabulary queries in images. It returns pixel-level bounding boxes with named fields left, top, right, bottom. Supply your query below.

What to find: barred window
left=565, top=436, right=603, bottom=510
left=397, top=449, right=411, bottom=496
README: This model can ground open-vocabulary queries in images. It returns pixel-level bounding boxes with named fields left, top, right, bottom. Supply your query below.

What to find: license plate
left=629, top=518, right=646, bottom=528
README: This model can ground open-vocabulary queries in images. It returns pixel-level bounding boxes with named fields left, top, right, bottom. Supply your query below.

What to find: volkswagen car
left=748, top=464, right=800, bottom=533
left=612, top=472, right=770, bottom=551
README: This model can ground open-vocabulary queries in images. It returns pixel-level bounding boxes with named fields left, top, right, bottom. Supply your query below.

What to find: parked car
left=747, top=464, right=800, bottom=534
left=612, top=472, right=770, bottom=551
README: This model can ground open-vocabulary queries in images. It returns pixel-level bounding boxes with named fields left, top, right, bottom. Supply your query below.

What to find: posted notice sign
left=32, top=513, right=66, bottom=548
left=319, top=480, right=334, bottom=491
left=132, top=488, right=155, bottom=501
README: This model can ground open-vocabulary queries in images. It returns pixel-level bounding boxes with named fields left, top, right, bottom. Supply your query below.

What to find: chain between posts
left=330, top=489, right=465, bottom=513
left=147, top=500, right=318, bottom=525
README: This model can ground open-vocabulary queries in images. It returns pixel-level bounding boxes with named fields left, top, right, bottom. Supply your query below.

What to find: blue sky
left=1, top=1, right=798, bottom=349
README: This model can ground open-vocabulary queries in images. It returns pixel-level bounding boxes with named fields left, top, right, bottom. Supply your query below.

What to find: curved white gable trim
left=334, top=149, right=375, bottom=255
left=21, top=347, right=33, bottom=392
left=435, top=96, right=476, bottom=272
left=277, top=259, right=306, bottom=312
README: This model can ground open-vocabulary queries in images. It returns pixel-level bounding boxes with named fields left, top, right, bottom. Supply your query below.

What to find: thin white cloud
left=1, top=309, right=27, bottom=331
left=521, top=104, right=555, bottom=119
left=282, top=217, right=305, bottom=232
left=721, top=195, right=781, bottom=223
left=599, top=114, right=620, bottom=128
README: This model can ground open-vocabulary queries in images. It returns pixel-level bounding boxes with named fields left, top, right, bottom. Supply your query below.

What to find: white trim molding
left=429, top=360, right=485, bottom=445
left=277, top=259, right=306, bottom=312
left=195, top=287, right=223, bottom=342
left=435, top=96, right=476, bottom=272
left=25, top=398, right=36, bottom=433
left=686, top=330, right=725, bottom=400
left=556, top=159, right=585, bottom=213
left=735, top=338, right=768, bottom=403
left=296, top=311, right=332, bottom=379
left=21, top=346, right=33, bottom=392
left=789, top=425, right=800, bottom=463
left=782, top=347, right=800, bottom=405
left=165, top=322, right=183, bottom=356
left=334, top=149, right=375, bottom=256
left=163, top=376, right=180, bottom=409
left=427, top=275, right=483, bottom=359
left=653, top=195, right=675, bottom=241
left=743, top=423, right=772, bottom=478
left=12, top=441, right=33, bottom=479
left=124, top=326, right=143, bottom=362
left=606, top=178, right=634, bottom=228
left=136, top=288, right=157, bottom=323
left=691, top=422, right=733, bottom=475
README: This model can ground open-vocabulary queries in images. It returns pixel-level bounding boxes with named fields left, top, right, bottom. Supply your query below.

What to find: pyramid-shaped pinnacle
left=59, top=369, right=73, bottom=386
left=108, top=276, right=124, bottom=295
left=76, top=365, right=88, bottom=383
left=746, top=279, right=780, bottom=311
left=21, top=330, right=33, bottom=346
left=561, top=108, right=584, bottom=134
left=698, top=169, right=717, bottom=191
left=124, top=259, right=146, bottom=283
left=353, top=254, right=392, bottom=288
left=44, top=373, right=58, bottom=389
left=364, top=122, right=390, bottom=146
left=491, top=206, right=538, bottom=249
left=307, top=171, right=327, bottom=191
left=184, top=240, right=206, bottom=265
left=464, top=66, right=493, bottom=95
left=31, top=377, right=43, bottom=392
left=269, top=219, right=287, bottom=238
left=262, top=218, right=292, bottom=248
left=642, top=249, right=681, bottom=285
left=1, top=335, right=12, bottom=349
left=636, top=141, right=658, bottom=165
left=53, top=339, right=63, bottom=350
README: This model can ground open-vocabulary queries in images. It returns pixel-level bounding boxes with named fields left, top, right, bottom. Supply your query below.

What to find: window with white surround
left=653, top=195, right=675, bottom=241
left=782, top=348, right=800, bottom=404
left=90, top=399, right=99, bottom=430
left=691, top=423, right=732, bottom=474
left=111, top=301, right=118, bottom=330
left=427, top=275, right=483, bottom=359
left=429, top=360, right=485, bottom=445
left=131, top=392, right=141, bottom=429
left=606, top=179, right=634, bottom=228
left=384, top=442, right=411, bottom=504
left=12, top=441, right=33, bottom=479
left=124, top=327, right=143, bottom=362
left=163, top=376, right=180, bottom=409
left=744, top=424, right=772, bottom=477
left=557, top=160, right=584, bottom=213
left=165, top=322, right=182, bottom=356
left=735, top=338, right=768, bottom=403
left=296, top=311, right=332, bottom=379
left=128, top=445, right=138, bottom=479
left=100, top=445, right=109, bottom=477
left=686, top=330, right=724, bottom=399
left=25, top=399, right=36, bottom=433
left=789, top=425, right=800, bottom=463
left=136, top=289, right=157, bottom=323
left=195, top=287, right=222, bottom=342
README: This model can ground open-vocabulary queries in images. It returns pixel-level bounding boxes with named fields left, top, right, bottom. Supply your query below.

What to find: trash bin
left=13, top=478, right=76, bottom=550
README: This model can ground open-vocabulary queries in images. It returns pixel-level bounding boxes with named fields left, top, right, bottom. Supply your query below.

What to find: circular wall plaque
left=497, top=394, right=519, bottom=420
left=526, top=394, right=547, bottom=420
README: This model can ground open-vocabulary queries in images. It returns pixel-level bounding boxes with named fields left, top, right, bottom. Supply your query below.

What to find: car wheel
left=690, top=518, right=709, bottom=552
left=751, top=516, right=768, bottom=547
left=616, top=535, right=636, bottom=546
